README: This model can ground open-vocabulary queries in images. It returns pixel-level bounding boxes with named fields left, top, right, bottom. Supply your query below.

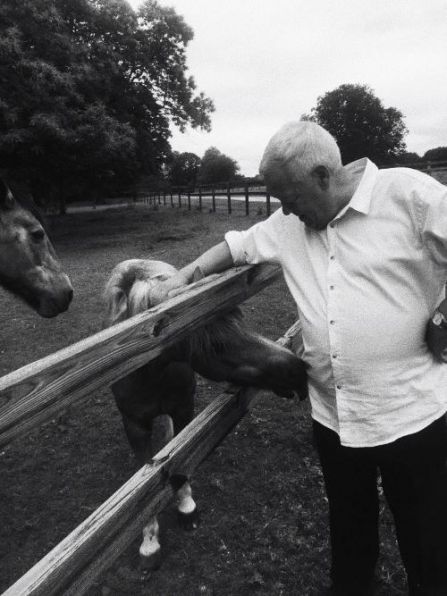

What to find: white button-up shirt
left=225, top=158, right=447, bottom=447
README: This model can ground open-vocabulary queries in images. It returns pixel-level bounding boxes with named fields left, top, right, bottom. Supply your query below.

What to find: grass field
left=0, top=204, right=407, bottom=595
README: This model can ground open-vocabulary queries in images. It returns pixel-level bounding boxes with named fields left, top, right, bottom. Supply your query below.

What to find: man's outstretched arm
left=150, top=240, right=234, bottom=304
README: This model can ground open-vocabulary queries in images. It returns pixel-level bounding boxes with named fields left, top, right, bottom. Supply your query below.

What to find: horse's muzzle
left=37, top=276, right=74, bottom=317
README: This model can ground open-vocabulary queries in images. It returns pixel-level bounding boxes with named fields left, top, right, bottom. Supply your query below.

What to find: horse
left=0, top=178, right=73, bottom=317
left=103, top=258, right=307, bottom=571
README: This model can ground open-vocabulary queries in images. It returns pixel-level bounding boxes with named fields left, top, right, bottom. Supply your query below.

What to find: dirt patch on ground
left=0, top=206, right=406, bottom=595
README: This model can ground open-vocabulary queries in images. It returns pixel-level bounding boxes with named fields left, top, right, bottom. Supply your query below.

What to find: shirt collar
left=333, top=158, right=378, bottom=221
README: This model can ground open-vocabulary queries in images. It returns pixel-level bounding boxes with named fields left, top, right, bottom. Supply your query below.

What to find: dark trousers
left=313, top=416, right=447, bottom=596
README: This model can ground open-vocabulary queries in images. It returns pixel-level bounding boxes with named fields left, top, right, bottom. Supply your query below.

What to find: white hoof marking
left=176, top=481, right=196, bottom=515
left=139, top=517, right=161, bottom=559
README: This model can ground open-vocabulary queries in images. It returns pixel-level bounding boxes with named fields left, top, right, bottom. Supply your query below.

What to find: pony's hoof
left=178, top=507, right=200, bottom=530
left=139, top=549, right=162, bottom=572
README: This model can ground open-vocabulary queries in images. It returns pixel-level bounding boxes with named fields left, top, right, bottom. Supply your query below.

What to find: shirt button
left=336, top=384, right=342, bottom=390
left=330, top=255, right=335, bottom=260
left=330, top=223, right=335, bottom=228
left=330, top=320, right=335, bottom=325
left=329, top=285, right=335, bottom=290
left=332, top=354, right=337, bottom=359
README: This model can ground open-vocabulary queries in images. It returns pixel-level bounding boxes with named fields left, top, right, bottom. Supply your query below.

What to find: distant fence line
left=143, top=183, right=276, bottom=216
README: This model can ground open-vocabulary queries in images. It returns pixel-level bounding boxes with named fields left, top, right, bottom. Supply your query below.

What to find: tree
left=0, top=0, right=214, bottom=211
left=197, top=147, right=240, bottom=185
left=422, top=147, right=447, bottom=162
left=308, top=84, right=408, bottom=164
left=167, top=151, right=201, bottom=187
left=396, top=152, right=421, bottom=165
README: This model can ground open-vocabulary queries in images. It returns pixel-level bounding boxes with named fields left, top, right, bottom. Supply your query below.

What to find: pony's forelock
left=103, top=260, right=178, bottom=327
left=128, top=279, right=153, bottom=316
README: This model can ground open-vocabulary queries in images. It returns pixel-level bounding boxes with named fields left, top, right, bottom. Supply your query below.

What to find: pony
left=103, top=259, right=307, bottom=571
left=0, top=178, right=73, bottom=317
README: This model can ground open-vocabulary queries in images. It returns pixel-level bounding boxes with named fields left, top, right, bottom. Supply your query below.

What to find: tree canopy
left=305, top=84, right=408, bottom=165
left=0, top=0, right=214, bottom=210
left=396, top=152, right=421, bottom=164
left=197, top=147, right=240, bottom=185
left=167, top=151, right=201, bottom=187
left=422, top=147, right=447, bottom=162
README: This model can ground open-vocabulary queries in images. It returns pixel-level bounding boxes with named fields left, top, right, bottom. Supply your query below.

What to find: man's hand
left=149, top=273, right=189, bottom=306
left=426, top=297, right=447, bottom=363
left=148, top=241, right=234, bottom=306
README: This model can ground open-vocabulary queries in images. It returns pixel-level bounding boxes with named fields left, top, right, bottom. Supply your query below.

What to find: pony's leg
left=139, top=415, right=176, bottom=571
left=121, top=414, right=153, bottom=466
left=139, top=517, right=161, bottom=571
left=169, top=373, right=199, bottom=531
left=175, top=480, right=199, bottom=530
left=118, top=415, right=163, bottom=570
left=151, top=413, right=174, bottom=455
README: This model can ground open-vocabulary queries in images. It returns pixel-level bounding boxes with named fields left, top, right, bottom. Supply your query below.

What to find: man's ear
left=311, top=165, right=330, bottom=190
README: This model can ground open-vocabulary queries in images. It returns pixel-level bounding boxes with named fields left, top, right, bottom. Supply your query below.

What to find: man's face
left=265, top=167, right=335, bottom=230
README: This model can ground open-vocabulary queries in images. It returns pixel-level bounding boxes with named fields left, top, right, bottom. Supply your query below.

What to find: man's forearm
left=175, top=240, right=234, bottom=283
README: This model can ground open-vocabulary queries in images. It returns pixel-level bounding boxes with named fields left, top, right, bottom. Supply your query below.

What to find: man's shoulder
left=378, top=166, right=444, bottom=190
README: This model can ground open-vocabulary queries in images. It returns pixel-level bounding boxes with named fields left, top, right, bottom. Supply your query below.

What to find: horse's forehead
left=0, top=195, right=44, bottom=229
left=139, top=261, right=177, bottom=280
left=3, top=206, right=39, bottom=231
left=151, top=273, right=172, bottom=282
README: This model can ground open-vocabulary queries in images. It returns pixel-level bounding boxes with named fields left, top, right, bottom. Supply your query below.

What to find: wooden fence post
left=198, top=186, right=202, bottom=211
left=187, top=191, right=191, bottom=210
left=212, top=188, right=216, bottom=212
left=244, top=184, right=249, bottom=216
left=163, top=192, right=166, bottom=206
left=170, top=191, right=174, bottom=208
left=266, top=192, right=271, bottom=216
left=178, top=191, right=181, bottom=208
left=227, top=183, right=232, bottom=214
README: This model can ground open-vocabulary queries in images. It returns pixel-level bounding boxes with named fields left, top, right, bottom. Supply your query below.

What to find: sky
left=128, top=0, right=447, bottom=176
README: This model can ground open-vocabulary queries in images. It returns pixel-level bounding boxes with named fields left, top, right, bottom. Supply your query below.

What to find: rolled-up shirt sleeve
left=225, top=209, right=284, bottom=266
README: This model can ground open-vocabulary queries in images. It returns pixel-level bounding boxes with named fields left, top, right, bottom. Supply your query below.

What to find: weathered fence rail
left=1, top=264, right=301, bottom=595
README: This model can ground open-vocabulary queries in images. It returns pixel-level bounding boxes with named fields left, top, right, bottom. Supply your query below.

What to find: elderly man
left=152, top=121, right=447, bottom=595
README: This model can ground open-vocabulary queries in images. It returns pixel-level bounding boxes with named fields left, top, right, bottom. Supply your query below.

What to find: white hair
left=259, top=121, right=342, bottom=182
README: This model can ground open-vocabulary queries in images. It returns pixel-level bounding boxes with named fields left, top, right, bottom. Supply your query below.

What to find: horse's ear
left=0, top=179, right=15, bottom=209
left=192, top=266, right=204, bottom=282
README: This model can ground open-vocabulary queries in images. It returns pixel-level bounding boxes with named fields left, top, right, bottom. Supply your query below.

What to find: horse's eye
left=30, top=228, right=45, bottom=242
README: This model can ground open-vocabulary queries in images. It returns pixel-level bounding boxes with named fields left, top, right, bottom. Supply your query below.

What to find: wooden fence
left=1, top=264, right=301, bottom=595
left=144, top=184, right=276, bottom=217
